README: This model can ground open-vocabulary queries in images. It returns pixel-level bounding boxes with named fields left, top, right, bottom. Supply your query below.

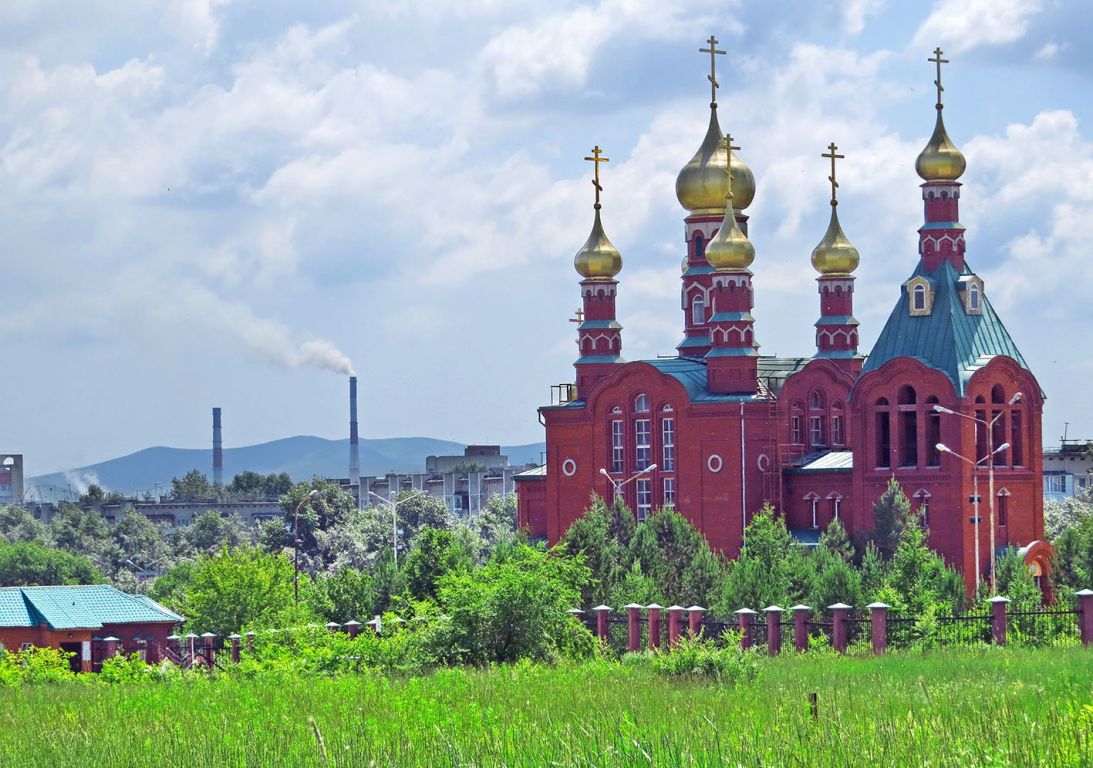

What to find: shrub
left=0, top=646, right=75, bottom=687
left=98, top=653, right=154, bottom=684
left=647, top=636, right=760, bottom=684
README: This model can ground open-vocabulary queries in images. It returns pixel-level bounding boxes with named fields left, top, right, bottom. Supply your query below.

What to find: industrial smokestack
left=349, top=377, right=360, bottom=487
left=212, top=407, right=223, bottom=486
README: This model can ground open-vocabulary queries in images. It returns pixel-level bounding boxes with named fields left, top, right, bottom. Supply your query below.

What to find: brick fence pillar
left=667, top=606, right=684, bottom=648
left=687, top=606, right=706, bottom=637
left=828, top=603, right=852, bottom=653
left=201, top=633, right=216, bottom=668
left=867, top=602, right=889, bottom=654
left=646, top=605, right=663, bottom=650
left=228, top=634, right=241, bottom=663
left=592, top=605, right=611, bottom=641
left=764, top=606, right=784, bottom=656
left=326, top=622, right=342, bottom=633
left=735, top=608, right=757, bottom=650
left=245, top=631, right=256, bottom=653
left=343, top=621, right=361, bottom=639
left=989, top=596, right=1009, bottom=646
left=1077, top=590, right=1093, bottom=647
left=791, top=605, right=811, bottom=652
left=624, top=604, right=643, bottom=653
left=102, top=636, right=119, bottom=661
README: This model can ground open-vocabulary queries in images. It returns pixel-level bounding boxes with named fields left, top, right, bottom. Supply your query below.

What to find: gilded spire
left=812, top=142, right=860, bottom=275
left=574, top=146, right=622, bottom=279
left=705, top=133, right=755, bottom=271
left=675, top=35, right=755, bottom=213
left=915, top=47, right=966, bottom=181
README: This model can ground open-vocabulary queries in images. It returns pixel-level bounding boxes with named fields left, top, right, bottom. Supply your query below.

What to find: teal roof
left=862, top=260, right=1031, bottom=395
left=0, top=585, right=183, bottom=630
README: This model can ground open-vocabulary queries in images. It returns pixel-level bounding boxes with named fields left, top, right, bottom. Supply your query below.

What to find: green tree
left=437, top=543, right=591, bottom=664
left=477, top=493, right=517, bottom=548
left=173, top=511, right=249, bottom=557
left=79, top=484, right=106, bottom=504
left=718, top=505, right=794, bottom=612
left=887, top=511, right=965, bottom=614
left=819, top=519, right=855, bottom=564
left=0, top=541, right=104, bottom=586
left=404, top=528, right=474, bottom=600
left=280, top=480, right=358, bottom=556
left=1044, top=491, right=1093, bottom=539
left=170, top=470, right=214, bottom=501
left=171, top=546, right=302, bottom=635
left=0, top=506, right=48, bottom=544
left=309, top=567, right=377, bottom=624
left=112, top=510, right=169, bottom=572
left=809, top=547, right=862, bottom=611
left=869, top=477, right=911, bottom=561
left=47, top=504, right=111, bottom=557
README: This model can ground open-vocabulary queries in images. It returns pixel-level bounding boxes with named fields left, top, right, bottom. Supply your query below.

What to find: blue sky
left=1, top=0, right=1091, bottom=480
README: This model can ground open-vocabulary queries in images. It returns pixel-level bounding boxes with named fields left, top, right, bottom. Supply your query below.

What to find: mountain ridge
left=28, top=436, right=546, bottom=498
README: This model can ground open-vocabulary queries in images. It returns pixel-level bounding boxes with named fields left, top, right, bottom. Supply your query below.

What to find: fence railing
left=575, top=589, right=1093, bottom=656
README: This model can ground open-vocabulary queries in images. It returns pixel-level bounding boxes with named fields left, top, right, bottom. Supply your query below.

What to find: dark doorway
left=59, top=642, right=82, bottom=673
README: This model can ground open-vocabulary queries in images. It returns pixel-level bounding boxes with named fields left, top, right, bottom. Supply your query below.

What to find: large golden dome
left=574, top=208, right=622, bottom=279
left=811, top=205, right=859, bottom=275
left=916, top=110, right=966, bottom=181
left=676, top=107, right=755, bottom=214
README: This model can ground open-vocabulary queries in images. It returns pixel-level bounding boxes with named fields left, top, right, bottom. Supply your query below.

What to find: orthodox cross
left=822, top=141, right=844, bottom=206
left=569, top=308, right=584, bottom=324
left=723, top=132, right=740, bottom=200
left=929, top=46, right=948, bottom=109
left=584, top=145, right=609, bottom=208
left=700, top=35, right=726, bottom=105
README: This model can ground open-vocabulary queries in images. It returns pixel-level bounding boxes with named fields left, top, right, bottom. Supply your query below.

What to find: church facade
left=516, top=44, right=1051, bottom=593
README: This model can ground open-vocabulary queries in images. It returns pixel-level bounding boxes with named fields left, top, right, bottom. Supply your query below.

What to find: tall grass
left=0, top=648, right=1089, bottom=766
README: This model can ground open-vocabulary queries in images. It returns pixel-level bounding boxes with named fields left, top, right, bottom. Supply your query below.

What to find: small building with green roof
left=0, top=585, right=183, bottom=672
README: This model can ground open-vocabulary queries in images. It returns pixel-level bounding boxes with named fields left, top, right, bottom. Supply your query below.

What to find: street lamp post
left=368, top=490, right=428, bottom=568
left=293, top=489, right=320, bottom=605
left=598, top=464, right=658, bottom=509
left=935, top=392, right=1021, bottom=593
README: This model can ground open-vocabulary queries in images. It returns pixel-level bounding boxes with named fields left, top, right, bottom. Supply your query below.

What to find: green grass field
left=1, top=648, right=1090, bottom=767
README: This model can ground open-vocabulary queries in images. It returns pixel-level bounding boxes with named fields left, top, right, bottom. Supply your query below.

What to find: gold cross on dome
left=569, top=308, right=584, bottom=324
left=700, top=35, right=726, bottom=105
left=723, top=132, right=740, bottom=200
left=584, top=145, right=609, bottom=208
left=929, top=46, right=949, bottom=109
left=822, top=141, right=845, bottom=205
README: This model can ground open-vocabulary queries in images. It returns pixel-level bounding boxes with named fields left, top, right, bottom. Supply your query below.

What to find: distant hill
left=28, top=436, right=546, bottom=498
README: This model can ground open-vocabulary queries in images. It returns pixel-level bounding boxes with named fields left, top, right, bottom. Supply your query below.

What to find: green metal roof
left=862, top=260, right=1031, bottom=395
left=0, top=585, right=183, bottom=630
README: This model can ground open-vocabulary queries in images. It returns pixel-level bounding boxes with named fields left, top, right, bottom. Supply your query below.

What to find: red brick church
left=516, top=43, right=1051, bottom=592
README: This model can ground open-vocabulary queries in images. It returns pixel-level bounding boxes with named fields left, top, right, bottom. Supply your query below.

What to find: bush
left=646, top=636, right=760, bottom=684
left=98, top=653, right=154, bottom=684
left=0, top=646, right=76, bottom=687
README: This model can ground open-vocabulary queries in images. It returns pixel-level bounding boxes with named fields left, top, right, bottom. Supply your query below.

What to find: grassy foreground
left=1, top=647, right=1090, bottom=767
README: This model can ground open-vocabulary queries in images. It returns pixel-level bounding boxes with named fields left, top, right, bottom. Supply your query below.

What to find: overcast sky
left=2, top=0, right=1091, bottom=478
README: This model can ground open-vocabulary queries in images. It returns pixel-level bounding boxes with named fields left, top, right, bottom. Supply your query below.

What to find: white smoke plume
left=63, top=470, right=103, bottom=496
left=299, top=339, right=356, bottom=377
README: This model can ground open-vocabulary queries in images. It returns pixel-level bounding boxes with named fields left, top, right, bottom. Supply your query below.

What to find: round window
left=707, top=454, right=723, bottom=473
left=562, top=458, right=577, bottom=477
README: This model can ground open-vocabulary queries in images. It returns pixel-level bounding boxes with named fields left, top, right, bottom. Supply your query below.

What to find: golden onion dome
left=811, top=205, right=859, bottom=275
left=915, top=110, right=966, bottom=181
left=675, top=107, right=755, bottom=214
left=705, top=169, right=755, bottom=270
left=574, top=207, right=622, bottom=279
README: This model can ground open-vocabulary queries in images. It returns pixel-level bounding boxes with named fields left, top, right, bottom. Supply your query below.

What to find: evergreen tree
left=869, top=477, right=911, bottom=561
left=819, top=519, right=855, bottom=564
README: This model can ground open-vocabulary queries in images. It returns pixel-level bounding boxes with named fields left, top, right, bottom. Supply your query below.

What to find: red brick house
left=0, top=585, right=183, bottom=672
left=517, top=48, right=1050, bottom=593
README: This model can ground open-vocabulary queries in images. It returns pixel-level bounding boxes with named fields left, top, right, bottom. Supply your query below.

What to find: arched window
left=896, top=386, right=918, bottom=467
left=691, top=293, right=706, bottom=327
left=634, top=394, right=650, bottom=412
left=925, top=396, right=941, bottom=466
left=990, top=386, right=1006, bottom=463
left=831, top=402, right=845, bottom=446
left=913, top=284, right=927, bottom=312
left=791, top=401, right=804, bottom=444
left=898, top=385, right=917, bottom=405
left=875, top=397, right=891, bottom=469
left=975, top=395, right=988, bottom=458
left=968, top=284, right=981, bottom=312
left=693, top=232, right=705, bottom=261
left=997, top=488, right=1011, bottom=527
left=809, top=391, right=826, bottom=447
left=913, top=489, right=932, bottom=527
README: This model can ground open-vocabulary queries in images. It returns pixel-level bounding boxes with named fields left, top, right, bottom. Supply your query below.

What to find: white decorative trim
left=757, top=453, right=770, bottom=472
left=707, top=454, right=723, bottom=473
left=561, top=458, right=577, bottom=477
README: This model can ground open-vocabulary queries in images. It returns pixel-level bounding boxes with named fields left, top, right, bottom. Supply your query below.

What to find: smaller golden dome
left=811, top=205, right=859, bottom=275
left=574, top=207, right=622, bottom=279
left=916, top=110, right=966, bottom=181
left=705, top=176, right=755, bottom=270
left=676, top=107, right=755, bottom=213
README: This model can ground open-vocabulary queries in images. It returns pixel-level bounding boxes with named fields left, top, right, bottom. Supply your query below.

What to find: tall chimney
left=212, top=407, right=223, bottom=486
left=349, top=377, right=360, bottom=487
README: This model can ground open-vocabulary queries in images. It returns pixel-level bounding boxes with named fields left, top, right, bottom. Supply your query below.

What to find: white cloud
left=842, top=0, right=885, bottom=37
left=1034, top=41, right=1063, bottom=61
left=912, top=0, right=1043, bottom=53
left=167, top=0, right=235, bottom=53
